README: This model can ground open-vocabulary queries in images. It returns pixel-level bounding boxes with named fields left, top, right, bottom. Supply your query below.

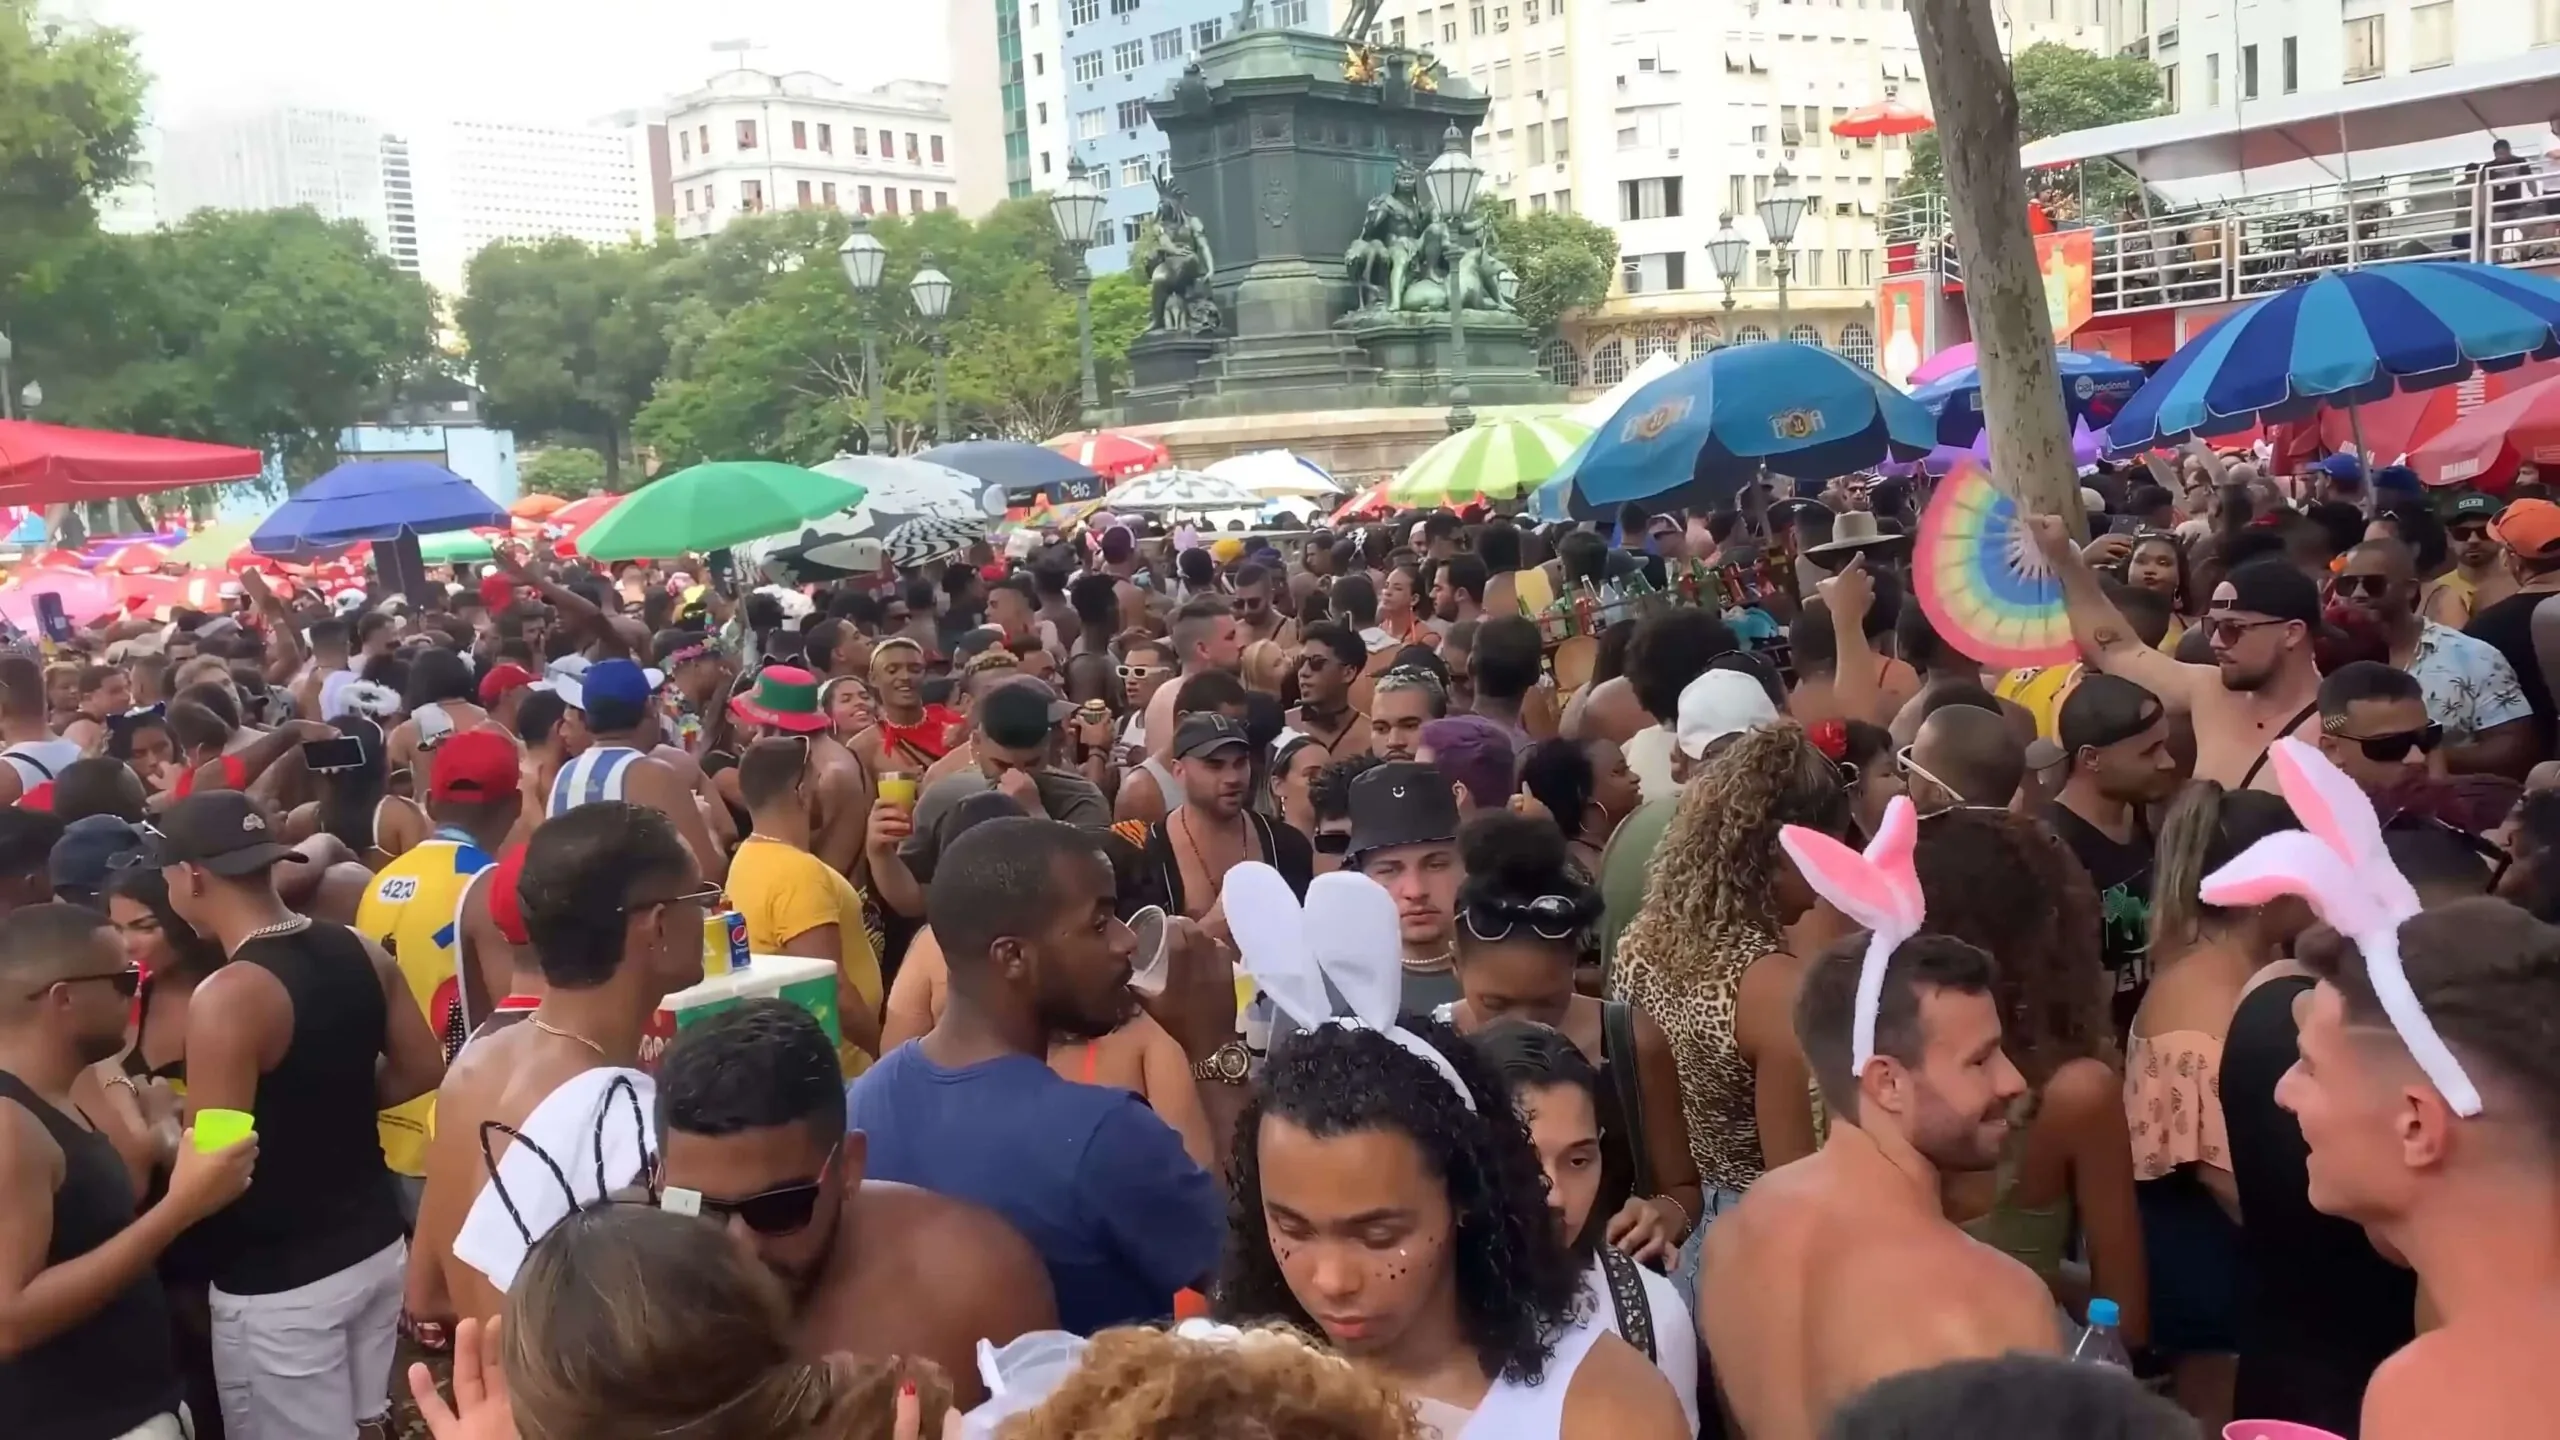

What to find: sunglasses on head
left=660, top=1143, right=838, bottom=1236
left=1313, top=830, right=1353, bottom=856
left=2329, top=720, right=2442, bottom=763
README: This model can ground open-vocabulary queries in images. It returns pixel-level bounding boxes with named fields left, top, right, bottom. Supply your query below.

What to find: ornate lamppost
left=836, top=218, right=889, bottom=450
left=909, top=253, right=954, bottom=443
left=1047, top=155, right=1109, bottom=420
left=1422, top=125, right=1486, bottom=434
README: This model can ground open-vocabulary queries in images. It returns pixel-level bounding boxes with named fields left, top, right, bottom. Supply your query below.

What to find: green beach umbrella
left=1388, top=417, right=1593, bottom=507
left=417, top=532, right=496, bottom=565
left=577, top=462, right=869, bottom=562
left=169, top=520, right=256, bottom=566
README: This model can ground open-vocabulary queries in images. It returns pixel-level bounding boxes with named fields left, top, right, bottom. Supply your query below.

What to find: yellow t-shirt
left=354, top=837, right=496, bottom=1176
left=725, top=835, right=883, bottom=1077
left=1994, top=663, right=2085, bottom=743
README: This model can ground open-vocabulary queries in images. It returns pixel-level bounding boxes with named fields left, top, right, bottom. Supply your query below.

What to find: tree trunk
left=1907, top=0, right=2083, bottom=536
left=600, top=422, right=624, bottom=490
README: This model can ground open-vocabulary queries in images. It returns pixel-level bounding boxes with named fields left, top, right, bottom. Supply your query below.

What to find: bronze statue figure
left=1138, top=166, right=1220, bottom=334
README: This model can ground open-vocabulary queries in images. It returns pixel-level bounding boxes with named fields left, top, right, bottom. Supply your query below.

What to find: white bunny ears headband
left=1225, top=861, right=1477, bottom=1111
left=2197, top=739, right=2481, bottom=1117
left=1780, top=795, right=1927, bottom=1073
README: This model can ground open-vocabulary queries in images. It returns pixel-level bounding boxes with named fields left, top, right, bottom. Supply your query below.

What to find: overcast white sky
left=82, top=0, right=953, bottom=130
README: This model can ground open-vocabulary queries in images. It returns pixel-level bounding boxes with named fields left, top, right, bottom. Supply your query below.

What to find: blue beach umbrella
left=251, top=461, right=507, bottom=557
left=1909, top=348, right=2149, bottom=447
left=917, top=440, right=1107, bottom=507
left=2107, top=260, right=2560, bottom=452
left=1536, top=341, right=1935, bottom=518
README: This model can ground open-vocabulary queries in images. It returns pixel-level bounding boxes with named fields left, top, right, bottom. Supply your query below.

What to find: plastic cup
left=1125, top=906, right=1169, bottom=996
left=193, top=1108, right=253, bottom=1153
left=2224, top=1423, right=2348, bottom=1440
left=876, top=772, right=916, bottom=810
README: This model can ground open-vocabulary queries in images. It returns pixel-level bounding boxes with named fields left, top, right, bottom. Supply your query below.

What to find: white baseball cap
left=1674, top=669, right=1780, bottom=759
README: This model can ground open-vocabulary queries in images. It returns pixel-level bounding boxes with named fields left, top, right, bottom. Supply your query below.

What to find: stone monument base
left=1338, top=310, right=1559, bottom=408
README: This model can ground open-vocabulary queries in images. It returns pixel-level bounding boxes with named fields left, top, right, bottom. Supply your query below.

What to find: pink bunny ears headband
left=2199, top=739, right=2481, bottom=1117
left=1225, top=862, right=1477, bottom=1112
left=1780, top=796, right=1927, bottom=1074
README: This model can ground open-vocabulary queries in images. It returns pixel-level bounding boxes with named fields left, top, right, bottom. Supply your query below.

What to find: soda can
left=721, top=909, right=751, bottom=974
left=702, top=911, right=733, bottom=977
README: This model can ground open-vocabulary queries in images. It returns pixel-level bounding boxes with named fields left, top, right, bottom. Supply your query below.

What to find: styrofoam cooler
left=638, top=954, right=842, bottom=1072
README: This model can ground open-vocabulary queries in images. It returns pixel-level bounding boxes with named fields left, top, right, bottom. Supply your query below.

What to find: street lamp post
left=1422, top=125, right=1487, bottom=435
left=1756, top=164, right=1809, bottom=334
left=1047, top=155, right=1109, bottom=421
left=0, top=331, right=14, bottom=423
left=909, top=252, right=954, bottom=444
left=1706, top=212, right=1750, bottom=322
left=837, top=218, right=889, bottom=451
left=18, top=382, right=40, bottom=415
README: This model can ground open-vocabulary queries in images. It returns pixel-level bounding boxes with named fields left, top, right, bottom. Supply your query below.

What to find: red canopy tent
left=0, top=420, right=263, bottom=502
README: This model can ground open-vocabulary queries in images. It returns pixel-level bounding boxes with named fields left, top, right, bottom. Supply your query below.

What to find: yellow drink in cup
left=877, top=772, right=917, bottom=810
left=194, top=1108, right=253, bottom=1153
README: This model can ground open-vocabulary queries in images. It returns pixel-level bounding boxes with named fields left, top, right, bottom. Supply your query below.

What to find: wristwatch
left=1192, top=1039, right=1252, bottom=1085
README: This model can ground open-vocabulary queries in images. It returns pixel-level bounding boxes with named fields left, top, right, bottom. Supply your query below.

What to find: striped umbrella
left=1389, top=417, right=1593, bottom=507
left=884, top=515, right=989, bottom=570
left=1101, top=468, right=1264, bottom=512
left=2107, top=261, right=2560, bottom=452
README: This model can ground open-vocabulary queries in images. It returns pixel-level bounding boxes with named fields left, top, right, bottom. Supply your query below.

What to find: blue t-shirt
left=845, top=1043, right=1223, bottom=1335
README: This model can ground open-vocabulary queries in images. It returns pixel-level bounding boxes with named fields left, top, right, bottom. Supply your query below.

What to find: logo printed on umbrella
left=1620, top=396, right=1695, bottom=443
left=2072, top=375, right=2096, bottom=400
left=1770, top=408, right=1827, bottom=441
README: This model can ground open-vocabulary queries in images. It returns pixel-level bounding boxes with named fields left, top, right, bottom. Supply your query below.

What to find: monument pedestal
left=1340, top=311, right=1558, bottom=409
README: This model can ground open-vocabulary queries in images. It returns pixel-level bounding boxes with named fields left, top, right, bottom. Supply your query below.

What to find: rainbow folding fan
left=1913, top=460, right=2077, bottom=668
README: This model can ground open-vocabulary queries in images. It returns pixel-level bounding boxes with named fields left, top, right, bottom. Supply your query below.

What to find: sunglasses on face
left=662, top=1144, right=837, bottom=1236
left=1116, top=663, right=1169, bottom=682
left=2205, top=615, right=2291, bottom=645
left=2332, top=721, right=2443, bottom=763
left=29, top=963, right=142, bottom=1001
left=2450, top=524, right=2491, bottom=541
left=624, top=880, right=724, bottom=915
left=2332, top=574, right=2393, bottom=599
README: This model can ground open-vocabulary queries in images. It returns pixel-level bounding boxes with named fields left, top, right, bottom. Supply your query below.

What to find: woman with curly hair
left=995, top=1325, right=1428, bottom=1440
left=1214, top=1016, right=1688, bottom=1439
left=1609, top=722, right=1852, bottom=1215
left=1911, top=808, right=2148, bottom=1349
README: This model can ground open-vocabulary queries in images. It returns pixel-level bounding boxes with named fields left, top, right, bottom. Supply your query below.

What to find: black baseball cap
left=2057, top=674, right=2166, bottom=757
left=137, top=791, right=308, bottom=876
left=49, top=815, right=148, bottom=899
left=1172, top=712, right=1252, bottom=761
left=2217, top=560, right=2322, bottom=628
left=977, top=680, right=1073, bottom=751
left=1345, top=760, right=1461, bottom=860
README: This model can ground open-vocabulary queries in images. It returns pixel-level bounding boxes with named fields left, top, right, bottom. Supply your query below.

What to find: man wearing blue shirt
left=847, top=816, right=1226, bottom=1334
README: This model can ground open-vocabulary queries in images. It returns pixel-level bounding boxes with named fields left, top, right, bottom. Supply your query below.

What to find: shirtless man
left=2282, top=897, right=2560, bottom=1439
left=2036, top=516, right=2322, bottom=792
left=657, top=999, right=1057, bottom=1408
left=1287, top=625, right=1370, bottom=761
left=1702, top=931, right=2060, bottom=1440
left=405, top=803, right=710, bottom=1328
left=1232, top=562, right=1296, bottom=648
left=847, top=638, right=965, bottom=782
left=547, top=658, right=727, bottom=882
left=1139, top=596, right=1244, bottom=764
left=726, top=665, right=869, bottom=878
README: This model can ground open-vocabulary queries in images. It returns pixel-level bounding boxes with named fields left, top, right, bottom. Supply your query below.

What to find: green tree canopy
left=1486, top=205, right=1619, bottom=337
left=456, top=234, right=679, bottom=486
left=518, top=446, right=608, bottom=498
left=1898, top=42, right=2165, bottom=204
left=0, top=1, right=145, bottom=319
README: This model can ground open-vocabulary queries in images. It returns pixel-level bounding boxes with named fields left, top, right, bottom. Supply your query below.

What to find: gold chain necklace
left=529, top=1016, right=608, bottom=1060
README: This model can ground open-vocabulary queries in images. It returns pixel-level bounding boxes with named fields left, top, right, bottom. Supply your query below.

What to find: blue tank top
left=548, top=746, right=645, bottom=816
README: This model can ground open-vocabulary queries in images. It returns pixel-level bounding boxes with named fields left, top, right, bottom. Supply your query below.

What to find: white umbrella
left=738, top=454, right=994, bottom=582
left=1202, top=449, right=1343, bottom=499
left=810, top=453, right=986, bottom=519
left=1570, top=348, right=1682, bottom=430
left=1102, top=468, right=1265, bottom=512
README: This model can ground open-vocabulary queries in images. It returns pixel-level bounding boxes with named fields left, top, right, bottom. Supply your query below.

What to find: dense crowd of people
left=3, top=454, right=2558, bottom=1440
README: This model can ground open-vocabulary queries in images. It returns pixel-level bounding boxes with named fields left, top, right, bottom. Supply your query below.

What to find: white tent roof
left=1571, top=349, right=1682, bottom=431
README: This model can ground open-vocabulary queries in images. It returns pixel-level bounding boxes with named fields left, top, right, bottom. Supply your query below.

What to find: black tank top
left=0, top=1069, right=181, bottom=1440
left=200, top=923, right=405, bottom=1296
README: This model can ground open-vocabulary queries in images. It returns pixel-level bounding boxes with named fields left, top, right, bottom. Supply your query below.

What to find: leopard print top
left=1611, top=919, right=1781, bottom=1195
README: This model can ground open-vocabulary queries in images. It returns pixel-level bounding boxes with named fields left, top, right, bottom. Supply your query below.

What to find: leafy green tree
left=1485, top=205, right=1619, bottom=338
left=1898, top=42, right=2163, bottom=208
left=1088, top=270, right=1150, bottom=400
left=518, top=446, right=607, bottom=498
left=0, top=2, right=145, bottom=323
left=457, top=235, right=678, bottom=487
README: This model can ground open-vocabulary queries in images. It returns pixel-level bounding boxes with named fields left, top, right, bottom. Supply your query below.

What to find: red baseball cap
left=486, top=841, right=529, bottom=946
left=427, top=727, right=521, bottom=804
left=478, top=661, right=537, bottom=707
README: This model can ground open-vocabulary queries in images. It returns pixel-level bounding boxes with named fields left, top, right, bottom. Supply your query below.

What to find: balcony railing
left=1882, top=162, right=2560, bottom=319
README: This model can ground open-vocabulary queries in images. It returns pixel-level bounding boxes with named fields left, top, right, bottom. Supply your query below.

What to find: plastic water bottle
left=2072, top=1298, right=2133, bottom=1369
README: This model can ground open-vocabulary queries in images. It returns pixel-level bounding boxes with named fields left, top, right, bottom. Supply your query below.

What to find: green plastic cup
left=193, top=1108, right=253, bottom=1153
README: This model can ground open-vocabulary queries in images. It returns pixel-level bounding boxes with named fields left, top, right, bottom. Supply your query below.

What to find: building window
left=859, top=185, right=874, bottom=213
left=1191, top=17, right=1222, bottom=46
left=1442, top=20, right=1456, bottom=41
left=699, top=124, right=710, bottom=151
left=1069, top=0, right=1098, bottom=21
left=1152, top=27, right=1184, bottom=59
left=1110, top=0, right=1140, bottom=12
left=683, top=187, right=695, bottom=212
left=703, top=181, right=715, bottom=210
left=1470, top=3, right=1485, bottom=34
left=906, top=132, right=920, bottom=161
left=737, top=119, right=758, bottom=150
left=2542, top=0, right=2560, bottom=44
left=1734, top=324, right=1769, bottom=344
left=741, top=178, right=763, bottom=211
left=1789, top=322, right=1824, bottom=348
left=679, top=130, right=691, bottom=160
left=1274, top=0, right=1310, bottom=22
left=936, top=191, right=949, bottom=209
left=1528, top=126, right=1546, bottom=164
left=1034, top=52, right=1045, bottom=74
left=881, top=129, right=895, bottom=157
left=1122, top=216, right=1144, bottom=243
left=1077, top=108, right=1107, bottom=139
left=818, top=122, right=834, bottom=153
left=2160, top=61, right=2180, bottom=108
left=1618, top=176, right=1683, bottom=219
left=2410, top=2, right=2453, bottom=69
left=1753, top=248, right=1773, bottom=287
left=1117, top=99, right=1149, bottom=129
left=1804, top=250, right=1822, bottom=285
left=855, top=128, right=870, bottom=155
left=1688, top=328, right=1717, bottom=360
left=886, top=189, right=900, bottom=215
left=798, top=179, right=813, bottom=205
left=2203, top=52, right=2220, bottom=107
left=823, top=182, right=838, bottom=206
left=1860, top=250, right=1875, bottom=285
left=2240, top=44, right=2258, bottom=99
left=2281, top=35, right=2298, bottom=91
left=1538, top=336, right=1583, bottom=385
left=1838, top=322, right=1875, bottom=370
left=1589, top=337, right=1627, bottom=386
left=1113, top=39, right=1145, bottom=71
left=1121, top=158, right=1148, bottom=186
left=1041, top=150, right=1051, bottom=173
left=2343, top=15, right=2383, bottom=79
left=1664, top=252, right=1687, bottom=289
left=793, top=120, right=808, bottom=149
left=1552, top=120, right=1569, bottom=160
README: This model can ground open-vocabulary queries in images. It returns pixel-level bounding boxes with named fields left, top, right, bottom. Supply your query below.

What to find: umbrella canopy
left=509, top=493, right=570, bottom=520
left=542, top=493, right=624, bottom=555
left=0, top=420, right=263, bottom=503
left=105, top=541, right=175, bottom=575
left=0, top=567, right=120, bottom=628
left=2409, top=371, right=2560, bottom=487
left=811, top=454, right=991, bottom=520
left=576, top=461, right=867, bottom=562
left=1334, top=479, right=1490, bottom=524
left=884, top=515, right=989, bottom=570
left=1831, top=100, right=1934, bottom=139
left=1102, top=468, right=1266, bottom=512
left=918, top=440, right=1106, bottom=505
left=419, top=532, right=497, bottom=565
left=251, top=461, right=507, bottom=557
left=1909, top=348, right=2150, bottom=446
left=1044, top=429, right=1170, bottom=482
left=1906, top=342, right=1978, bottom=389
left=1391, top=417, right=1594, bottom=508
left=2107, top=261, right=2560, bottom=451
left=1201, top=449, right=1342, bottom=498
left=734, top=455, right=993, bottom=583
left=1546, top=341, right=1934, bottom=516
left=170, top=521, right=256, bottom=567
left=1569, top=350, right=1683, bottom=430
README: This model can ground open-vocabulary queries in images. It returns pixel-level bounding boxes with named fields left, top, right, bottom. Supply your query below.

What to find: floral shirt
left=2407, top=619, right=2531, bottom=742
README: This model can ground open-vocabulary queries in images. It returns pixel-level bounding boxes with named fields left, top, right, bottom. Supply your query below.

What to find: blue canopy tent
left=252, top=461, right=508, bottom=598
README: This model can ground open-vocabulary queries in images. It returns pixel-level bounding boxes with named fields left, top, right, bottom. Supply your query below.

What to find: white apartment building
left=407, top=120, right=652, bottom=293
left=663, top=69, right=959, bottom=240
left=379, top=135, right=423, bottom=275
left=1367, top=0, right=1577, bottom=218
left=2107, top=0, right=2546, bottom=117
left=156, top=106, right=399, bottom=259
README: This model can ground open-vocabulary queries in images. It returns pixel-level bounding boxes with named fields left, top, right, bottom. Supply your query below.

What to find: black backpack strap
left=2239, top=701, right=2320, bottom=791
left=1603, top=999, right=1654, bottom=1200
left=5, top=747, right=54, bottom=781
left=1597, top=1244, right=1656, bottom=1363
